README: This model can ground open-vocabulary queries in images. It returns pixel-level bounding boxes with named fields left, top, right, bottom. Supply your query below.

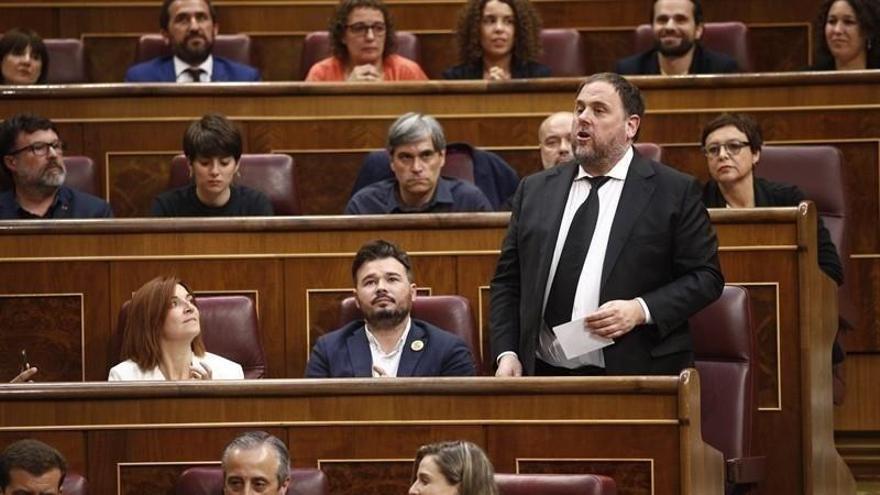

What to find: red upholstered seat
left=135, top=34, right=253, bottom=65
left=111, top=295, right=267, bottom=378
left=495, top=473, right=617, bottom=495
left=690, top=285, right=764, bottom=491
left=338, top=294, right=481, bottom=373
left=175, top=466, right=328, bottom=495
left=756, top=145, right=856, bottom=330
left=538, top=29, right=586, bottom=76
left=62, top=472, right=89, bottom=495
left=0, top=156, right=97, bottom=197
left=299, top=31, right=420, bottom=80
left=634, top=22, right=752, bottom=72
left=169, top=153, right=301, bottom=215
left=44, top=38, right=88, bottom=83
left=633, top=142, right=662, bottom=162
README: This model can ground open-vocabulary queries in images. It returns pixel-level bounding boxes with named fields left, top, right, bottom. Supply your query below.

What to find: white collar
left=173, top=55, right=214, bottom=81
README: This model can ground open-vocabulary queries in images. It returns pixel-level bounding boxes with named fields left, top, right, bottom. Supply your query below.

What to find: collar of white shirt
left=365, top=317, right=412, bottom=377
left=174, top=55, right=214, bottom=82
left=572, top=145, right=633, bottom=183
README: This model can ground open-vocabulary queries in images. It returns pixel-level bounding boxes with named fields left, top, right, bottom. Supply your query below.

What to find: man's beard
left=656, top=37, right=696, bottom=58
left=364, top=306, right=409, bottom=330
left=175, top=35, right=213, bottom=65
left=574, top=139, right=628, bottom=171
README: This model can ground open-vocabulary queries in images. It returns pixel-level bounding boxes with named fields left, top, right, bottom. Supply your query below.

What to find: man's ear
left=160, top=29, right=172, bottom=45
left=352, top=287, right=361, bottom=310
left=695, top=23, right=704, bottom=41
left=625, top=115, right=641, bottom=141
left=3, top=155, right=17, bottom=175
left=437, top=148, right=446, bottom=170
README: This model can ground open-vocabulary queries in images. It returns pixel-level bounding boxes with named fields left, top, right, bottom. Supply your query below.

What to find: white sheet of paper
left=553, top=317, right=614, bottom=360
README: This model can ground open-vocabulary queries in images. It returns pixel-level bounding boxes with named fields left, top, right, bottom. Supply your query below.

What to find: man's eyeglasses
left=703, top=141, right=750, bottom=158
left=346, top=22, right=387, bottom=36
left=393, top=149, right=438, bottom=166
left=6, top=141, right=65, bottom=157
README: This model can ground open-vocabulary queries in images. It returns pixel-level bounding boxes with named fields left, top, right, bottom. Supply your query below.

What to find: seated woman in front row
left=108, top=276, right=244, bottom=380
left=151, top=113, right=273, bottom=217
left=409, top=441, right=498, bottom=495
left=443, top=0, right=550, bottom=80
left=306, top=0, right=428, bottom=82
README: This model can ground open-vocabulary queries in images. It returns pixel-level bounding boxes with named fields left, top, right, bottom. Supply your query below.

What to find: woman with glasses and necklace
left=306, top=0, right=428, bottom=82
left=700, top=113, right=847, bottom=401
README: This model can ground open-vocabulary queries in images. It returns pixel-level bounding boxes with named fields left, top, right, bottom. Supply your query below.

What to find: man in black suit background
left=614, top=0, right=739, bottom=76
left=491, top=72, right=723, bottom=377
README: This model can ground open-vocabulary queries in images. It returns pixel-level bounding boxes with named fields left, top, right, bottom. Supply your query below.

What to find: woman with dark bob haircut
left=306, top=0, right=428, bottom=81
left=812, top=0, right=880, bottom=70
left=409, top=441, right=499, bottom=495
left=443, top=0, right=550, bottom=80
left=0, top=28, right=48, bottom=85
left=108, top=275, right=244, bottom=380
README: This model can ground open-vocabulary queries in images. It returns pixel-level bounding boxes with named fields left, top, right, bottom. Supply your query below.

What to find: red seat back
left=538, top=29, right=586, bottom=76
left=135, top=34, right=253, bottom=65
left=169, top=153, right=301, bottom=215
left=634, top=22, right=751, bottom=72
left=45, top=38, right=88, bottom=83
left=111, top=295, right=267, bottom=378
left=495, top=473, right=617, bottom=495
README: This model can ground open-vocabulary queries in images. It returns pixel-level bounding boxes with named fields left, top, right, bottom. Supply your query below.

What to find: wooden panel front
left=0, top=376, right=717, bottom=495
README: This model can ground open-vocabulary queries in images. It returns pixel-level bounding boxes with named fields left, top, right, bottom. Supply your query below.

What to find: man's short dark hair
left=700, top=113, right=763, bottom=154
left=329, top=0, right=397, bottom=62
left=182, top=113, right=243, bottom=161
left=221, top=431, right=290, bottom=488
left=160, top=0, right=218, bottom=30
left=0, top=113, right=58, bottom=182
left=576, top=73, right=645, bottom=140
left=652, top=0, right=703, bottom=25
left=351, top=239, right=414, bottom=283
left=0, top=439, right=67, bottom=490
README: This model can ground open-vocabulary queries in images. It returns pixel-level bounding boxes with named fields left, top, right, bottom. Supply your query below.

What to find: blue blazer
left=305, top=319, right=476, bottom=378
left=124, top=55, right=261, bottom=82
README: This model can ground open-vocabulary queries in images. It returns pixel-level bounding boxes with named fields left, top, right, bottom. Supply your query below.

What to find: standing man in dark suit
left=615, top=0, right=739, bottom=76
left=491, top=72, right=723, bottom=377
left=124, top=0, right=260, bottom=82
left=306, top=239, right=476, bottom=378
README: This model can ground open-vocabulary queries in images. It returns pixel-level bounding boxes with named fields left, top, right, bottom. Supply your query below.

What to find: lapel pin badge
left=410, top=340, right=425, bottom=352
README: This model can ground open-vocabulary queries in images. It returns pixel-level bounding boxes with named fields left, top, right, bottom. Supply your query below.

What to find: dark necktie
left=183, top=67, right=204, bottom=82
left=544, top=175, right=611, bottom=329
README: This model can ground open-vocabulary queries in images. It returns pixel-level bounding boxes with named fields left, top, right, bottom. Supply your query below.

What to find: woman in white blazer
left=108, top=276, right=243, bottom=381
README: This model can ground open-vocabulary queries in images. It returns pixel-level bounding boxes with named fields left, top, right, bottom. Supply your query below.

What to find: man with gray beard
left=0, top=113, right=112, bottom=219
left=305, top=239, right=475, bottom=377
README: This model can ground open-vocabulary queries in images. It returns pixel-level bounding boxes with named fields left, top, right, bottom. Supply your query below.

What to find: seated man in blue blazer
left=125, top=0, right=260, bottom=82
left=306, top=240, right=476, bottom=378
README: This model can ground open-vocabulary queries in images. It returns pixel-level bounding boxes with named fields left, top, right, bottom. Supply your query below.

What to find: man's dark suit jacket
left=305, top=319, right=476, bottom=377
left=615, top=44, right=739, bottom=75
left=124, top=55, right=261, bottom=82
left=490, top=150, right=724, bottom=375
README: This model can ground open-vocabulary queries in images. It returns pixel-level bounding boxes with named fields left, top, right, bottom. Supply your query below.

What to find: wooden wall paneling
left=0, top=1, right=829, bottom=36
left=106, top=152, right=179, bottom=217
left=0, top=262, right=110, bottom=381
left=490, top=426, right=669, bottom=494
left=295, top=425, right=484, bottom=495
left=0, top=431, right=86, bottom=477
left=82, top=35, right=140, bottom=84
left=455, top=254, right=500, bottom=369
left=107, top=259, right=285, bottom=378
left=749, top=24, right=811, bottom=71
left=87, top=427, right=287, bottom=494
left=836, top=354, right=880, bottom=431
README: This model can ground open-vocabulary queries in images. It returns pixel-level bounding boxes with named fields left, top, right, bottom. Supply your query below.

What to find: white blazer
left=108, top=351, right=244, bottom=381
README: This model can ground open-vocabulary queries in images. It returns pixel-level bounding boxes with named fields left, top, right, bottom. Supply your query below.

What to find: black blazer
left=490, top=151, right=724, bottom=375
left=702, top=177, right=843, bottom=285
left=614, top=44, right=740, bottom=75
left=442, top=59, right=552, bottom=79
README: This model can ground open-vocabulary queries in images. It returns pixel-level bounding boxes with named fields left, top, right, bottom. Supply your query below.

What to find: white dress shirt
left=537, top=146, right=652, bottom=369
left=365, top=318, right=412, bottom=377
left=174, top=55, right=214, bottom=82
